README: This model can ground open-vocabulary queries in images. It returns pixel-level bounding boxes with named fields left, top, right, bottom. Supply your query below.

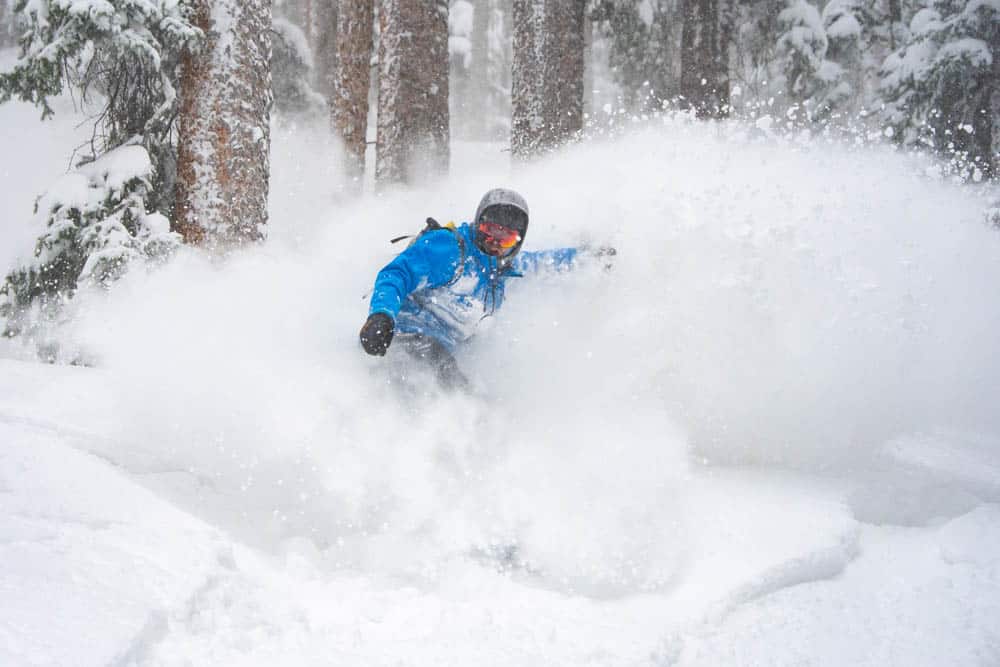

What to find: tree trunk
left=546, top=0, right=585, bottom=142
left=511, top=0, right=584, bottom=158
left=679, top=0, right=731, bottom=118
left=583, top=12, right=594, bottom=118
left=305, top=0, right=314, bottom=45
left=175, top=0, right=273, bottom=248
left=0, top=1, right=7, bottom=49
left=375, top=0, right=450, bottom=186
left=332, top=0, right=375, bottom=190
left=511, top=0, right=545, bottom=157
left=887, top=0, right=901, bottom=50
left=0, top=0, right=13, bottom=49
left=717, top=0, right=734, bottom=114
left=987, top=27, right=999, bottom=178
left=314, top=0, right=339, bottom=103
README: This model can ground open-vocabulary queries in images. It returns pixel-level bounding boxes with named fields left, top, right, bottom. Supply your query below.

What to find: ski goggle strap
left=477, top=221, right=521, bottom=249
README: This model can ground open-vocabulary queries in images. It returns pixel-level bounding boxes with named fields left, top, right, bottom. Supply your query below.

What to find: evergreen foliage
left=818, top=0, right=868, bottom=114
left=272, top=15, right=326, bottom=119
left=0, top=0, right=15, bottom=48
left=0, top=1, right=199, bottom=136
left=591, top=0, right=679, bottom=110
left=0, top=1, right=199, bottom=347
left=0, top=145, right=179, bottom=351
left=775, top=1, right=830, bottom=112
left=880, top=0, right=998, bottom=178
left=731, top=0, right=782, bottom=103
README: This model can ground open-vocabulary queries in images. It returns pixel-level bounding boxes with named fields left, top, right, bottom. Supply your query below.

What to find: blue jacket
left=369, top=222, right=577, bottom=351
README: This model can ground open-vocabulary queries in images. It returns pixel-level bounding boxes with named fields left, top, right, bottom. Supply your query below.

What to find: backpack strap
left=441, top=224, right=466, bottom=287
left=389, top=218, right=466, bottom=287
left=390, top=217, right=443, bottom=245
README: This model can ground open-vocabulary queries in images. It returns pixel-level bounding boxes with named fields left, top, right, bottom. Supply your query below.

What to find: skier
left=359, top=188, right=606, bottom=389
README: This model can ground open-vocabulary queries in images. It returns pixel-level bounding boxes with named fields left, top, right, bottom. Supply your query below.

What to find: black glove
left=359, top=313, right=395, bottom=356
left=591, top=245, right=617, bottom=271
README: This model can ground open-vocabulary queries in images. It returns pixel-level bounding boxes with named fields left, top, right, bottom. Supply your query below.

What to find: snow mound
left=0, top=405, right=227, bottom=666
left=2, top=113, right=1000, bottom=663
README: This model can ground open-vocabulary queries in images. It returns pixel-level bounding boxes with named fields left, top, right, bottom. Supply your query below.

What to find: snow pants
left=395, top=333, right=470, bottom=391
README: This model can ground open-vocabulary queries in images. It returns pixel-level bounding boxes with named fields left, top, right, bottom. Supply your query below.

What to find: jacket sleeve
left=368, top=230, right=463, bottom=320
left=511, top=247, right=578, bottom=275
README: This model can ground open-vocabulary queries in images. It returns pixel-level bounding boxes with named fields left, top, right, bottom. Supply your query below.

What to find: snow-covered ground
left=2, top=74, right=1000, bottom=664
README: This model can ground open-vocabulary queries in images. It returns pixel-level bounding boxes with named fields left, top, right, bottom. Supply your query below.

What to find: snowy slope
left=2, top=357, right=997, bottom=665
left=2, top=95, right=1000, bottom=664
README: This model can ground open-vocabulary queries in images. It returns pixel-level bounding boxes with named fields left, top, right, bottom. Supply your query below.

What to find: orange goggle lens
left=478, top=221, right=521, bottom=249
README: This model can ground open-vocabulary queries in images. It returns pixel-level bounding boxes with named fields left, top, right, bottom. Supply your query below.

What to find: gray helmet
left=475, top=188, right=529, bottom=225
left=473, top=188, right=529, bottom=257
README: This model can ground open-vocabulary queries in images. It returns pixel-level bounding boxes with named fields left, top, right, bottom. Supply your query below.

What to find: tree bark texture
left=887, top=0, right=902, bottom=50
left=175, top=0, right=274, bottom=248
left=314, top=0, right=339, bottom=103
left=305, top=0, right=314, bottom=45
left=679, top=0, right=732, bottom=119
left=332, top=0, right=374, bottom=189
left=0, top=1, right=9, bottom=49
left=511, top=0, right=584, bottom=159
left=583, top=12, right=594, bottom=117
left=376, top=0, right=450, bottom=186
left=990, top=24, right=999, bottom=178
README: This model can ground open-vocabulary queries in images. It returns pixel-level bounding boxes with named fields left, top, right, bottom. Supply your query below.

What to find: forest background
left=2, top=4, right=1000, bottom=662
left=0, top=0, right=997, bottom=355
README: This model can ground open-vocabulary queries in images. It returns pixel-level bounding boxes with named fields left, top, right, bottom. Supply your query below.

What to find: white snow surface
left=2, top=93, right=1000, bottom=665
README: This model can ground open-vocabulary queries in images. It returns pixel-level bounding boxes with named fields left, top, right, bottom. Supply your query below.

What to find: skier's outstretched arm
left=361, top=231, right=461, bottom=355
left=511, top=247, right=579, bottom=274
left=513, top=244, right=616, bottom=274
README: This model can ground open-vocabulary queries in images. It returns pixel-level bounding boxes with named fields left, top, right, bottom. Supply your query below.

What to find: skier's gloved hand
left=579, top=239, right=617, bottom=270
left=589, top=245, right=617, bottom=271
left=359, top=312, right=395, bottom=356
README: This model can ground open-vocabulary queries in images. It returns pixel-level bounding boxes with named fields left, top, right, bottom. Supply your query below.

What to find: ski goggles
left=477, top=221, right=522, bottom=250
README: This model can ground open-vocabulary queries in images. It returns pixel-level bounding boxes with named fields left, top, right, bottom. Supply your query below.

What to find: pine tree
left=0, top=0, right=11, bottom=49
left=332, top=0, right=375, bottom=190
left=272, top=15, right=326, bottom=119
left=775, top=0, right=831, bottom=116
left=545, top=0, right=585, bottom=140
left=277, top=0, right=314, bottom=38
left=0, top=1, right=200, bottom=197
left=880, top=0, right=998, bottom=178
left=731, top=0, right=783, bottom=107
left=886, top=0, right=907, bottom=50
left=512, top=0, right=548, bottom=156
left=591, top=0, right=679, bottom=111
left=511, top=0, right=584, bottom=157
left=0, top=146, right=178, bottom=348
left=818, top=0, right=868, bottom=117
left=375, top=0, right=450, bottom=185
left=175, top=0, right=274, bottom=247
left=313, top=0, right=339, bottom=103
left=680, top=0, right=734, bottom=118
left=0, top=0, right=196, bottom=344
